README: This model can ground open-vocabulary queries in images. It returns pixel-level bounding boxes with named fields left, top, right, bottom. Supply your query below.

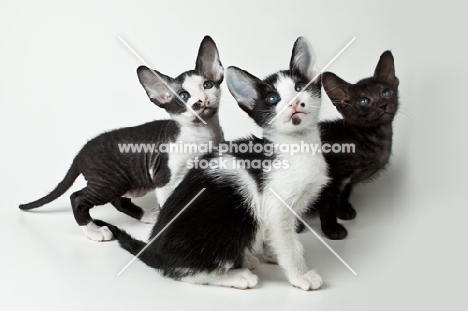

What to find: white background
left=1, top=0, right=467, bottom=310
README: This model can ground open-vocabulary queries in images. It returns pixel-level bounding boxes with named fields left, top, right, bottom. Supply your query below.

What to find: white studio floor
left=2, top=163, right=466, bottom=311
left=2, top=0, right=468, bottom=310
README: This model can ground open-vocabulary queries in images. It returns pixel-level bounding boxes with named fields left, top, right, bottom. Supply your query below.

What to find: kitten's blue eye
left=382, top=89, right=392, bottom=98
left=359, top=97, right=370, bottom=106
left=203, top=81, right=214, bottom=89
left=266, top=93, right=280, bottom=104
left=179, top=91, right=190, bottom=101
left=295, top=83, right=307, bottom=92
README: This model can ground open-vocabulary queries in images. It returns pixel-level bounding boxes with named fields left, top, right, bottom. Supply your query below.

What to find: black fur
left=307, top=51, right=399, bottom=240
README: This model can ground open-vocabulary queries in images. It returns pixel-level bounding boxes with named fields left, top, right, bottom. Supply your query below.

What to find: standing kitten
left=96, top=37, right=329, bottom=290
left=19, top=36, right=225, bottom=241
left=311, top=51, right=399, bottom=239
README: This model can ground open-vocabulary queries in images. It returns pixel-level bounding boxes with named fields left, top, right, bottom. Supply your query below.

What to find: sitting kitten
left=19, top=36, right=225, bottom=241
left=96, top=37, right=329, bottom=290
left=310, top=51, right=399, bottom=239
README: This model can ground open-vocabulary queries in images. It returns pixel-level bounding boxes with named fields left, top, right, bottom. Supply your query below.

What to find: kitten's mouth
left=379, top=111, right=394, bottom=119
left=198, top=107, right=217, bottom=118
left=290, top=111, right=306, bottom=125
left=289, top=111, right=306, bottom=125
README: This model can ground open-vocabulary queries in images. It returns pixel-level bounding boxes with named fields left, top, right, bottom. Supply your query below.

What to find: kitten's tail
left=93, top=219, right=162, bottom=269
left=19, top=159, right=80, bottom=210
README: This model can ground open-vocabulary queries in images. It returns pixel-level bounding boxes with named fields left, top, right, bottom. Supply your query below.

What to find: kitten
left=19, top=36, right=225, bottom=242
left=96, top=37, right=329, bottom=290
left=309, top=51, right=399, bottom=240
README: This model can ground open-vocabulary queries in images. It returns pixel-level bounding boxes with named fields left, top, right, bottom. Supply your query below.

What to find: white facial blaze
left=268, top=74, right=321, bottom=133
left=182, top=75, right=205, bottom=106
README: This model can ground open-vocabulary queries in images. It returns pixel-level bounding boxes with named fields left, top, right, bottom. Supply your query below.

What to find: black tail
left=19, top=159, right=80, bottom=210
left=94, top=219, right=162, bottom=269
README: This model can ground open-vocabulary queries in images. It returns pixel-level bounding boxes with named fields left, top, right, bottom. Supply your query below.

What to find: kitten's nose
left=380, top=103, right=388, bottom=111
left=289, top=100, right=299, bottom=109
left=289, top=100, right=305, bottom=110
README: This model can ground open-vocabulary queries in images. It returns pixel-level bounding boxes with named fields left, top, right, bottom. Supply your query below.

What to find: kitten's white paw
left=81, top=223, right=113, bottom=242
left=290, top=270, right=323, bottom=291
left=263, top=244, right=278, bottom=264
left=230, top=269, right=258, bottom=290
left=243, top=253, right=260, bottom=270
left=140, top=207, right=160, bottom=224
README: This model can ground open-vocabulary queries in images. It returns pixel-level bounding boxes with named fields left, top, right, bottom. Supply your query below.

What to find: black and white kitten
left=19, top=36, right=225, bottom=241
left=96, top=37, right=329, bottom=290
left=310, top=51, right=399, bottom=239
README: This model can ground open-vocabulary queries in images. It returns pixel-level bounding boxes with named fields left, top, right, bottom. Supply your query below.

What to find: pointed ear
left=226, top=66, right=261, bottom=112
left=322, top=72, right=351, bottom=105
left=374, top=50, right=398, bottom=86
left=290, top=37, right=320, bottom=83
left=137, top=66, right=177, bottom=106
left=195, top=36, right=224, bottom=83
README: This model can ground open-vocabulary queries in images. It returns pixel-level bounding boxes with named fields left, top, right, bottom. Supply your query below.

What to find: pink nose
left=289, top=100, right=300, bottom=109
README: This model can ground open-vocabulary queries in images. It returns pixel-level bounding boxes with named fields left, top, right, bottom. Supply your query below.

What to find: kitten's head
left=226, top=37, right=321, bottom=136
left=323, top=51, right=399, bottom=127
left=137, top=36, right=224, bottom=125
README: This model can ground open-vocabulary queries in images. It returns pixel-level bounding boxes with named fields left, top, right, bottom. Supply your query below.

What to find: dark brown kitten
left=309, top=51, right=399, bottom=239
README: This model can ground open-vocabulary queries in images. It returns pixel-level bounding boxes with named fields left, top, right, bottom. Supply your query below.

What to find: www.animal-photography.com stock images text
left=1, top=1, right=467, bottom=310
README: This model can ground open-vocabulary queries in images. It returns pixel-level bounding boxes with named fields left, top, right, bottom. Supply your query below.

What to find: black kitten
left=310, top=51, right=399, bottom=240
left=19, top=36, right=225, bottom=241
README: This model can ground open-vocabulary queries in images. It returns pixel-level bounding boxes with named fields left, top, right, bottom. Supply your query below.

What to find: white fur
left=181, top=268, right=258, bottom=290
left=257, top=76, right=328, bottom=289
left=208, top=74, right=328, bottom=290
left=155, top=74, right=223, bottom=207
left=81, top=222, right=113, bottom=241
left=140, top=207, right=160, bottom=224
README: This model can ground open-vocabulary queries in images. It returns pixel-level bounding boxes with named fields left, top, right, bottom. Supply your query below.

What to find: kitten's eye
left=203, top=81, right=214, bottom=89
left=266, top=93, right=280, bottom=104
left=382, top=89, right=392, bottom=98
left=359, top=97, right=370, bottom=106
left=295, top=83, right=307, bottom=92
left=179, top=91, right=191, bottom=101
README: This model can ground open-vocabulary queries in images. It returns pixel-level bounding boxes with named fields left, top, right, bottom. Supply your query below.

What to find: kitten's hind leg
left=111, top=197, right=159, bottom=224
left=337, top=183, right=356, bottom=220
left=71, top=188, right=114, bottom=241
left=180, top=268, right=258, bottom=290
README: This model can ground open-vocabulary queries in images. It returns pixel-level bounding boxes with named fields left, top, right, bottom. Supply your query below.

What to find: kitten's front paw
left=81, top=223, right=113, bottom=242
left=230, top=269, right=259, bottom=290
left=140, top=207, right=160, bottom=224
left=337, top=204, right=356, bottom=220
left=322, top=223, right=348, bottom=240
left=290, top=270, right=323, bottom=291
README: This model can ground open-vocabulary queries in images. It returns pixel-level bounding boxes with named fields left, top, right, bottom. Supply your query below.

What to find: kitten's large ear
left=374, top=50, right=398, bottom=86
left=226, top=66, right=261, bottom=112
left=322, top=72, right=351, bottom=105
left=137, top=66, right=176, bottom=106
left=195, top=36, right=224, bottom=83
left=290, top=37, right=320, bottom=83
